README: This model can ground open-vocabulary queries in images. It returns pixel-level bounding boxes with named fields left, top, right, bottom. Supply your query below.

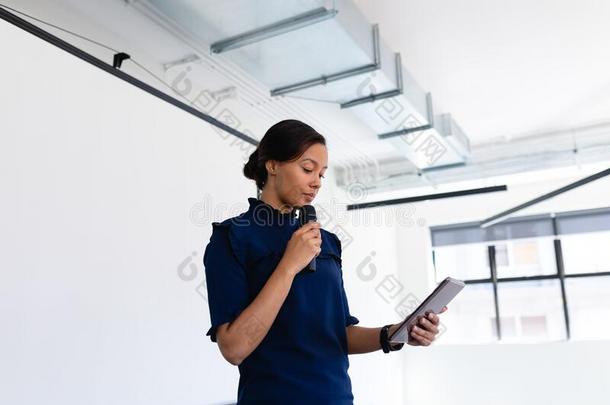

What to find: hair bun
left=243, top=148, right=260, bottom=182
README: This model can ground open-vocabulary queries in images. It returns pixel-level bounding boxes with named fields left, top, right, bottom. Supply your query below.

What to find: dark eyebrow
left=301, top=158, right=328, bottom=169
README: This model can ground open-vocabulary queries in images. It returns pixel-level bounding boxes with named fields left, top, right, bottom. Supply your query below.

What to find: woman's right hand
left=279, top=221, right=322, bottom=276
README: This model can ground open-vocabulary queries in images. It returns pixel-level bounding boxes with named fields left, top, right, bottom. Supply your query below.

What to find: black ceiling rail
left=0, top=6, right=258, bottom=146
left=347, top=185, right=507, bottom=210
left=481, top=167, right=610, bottom=228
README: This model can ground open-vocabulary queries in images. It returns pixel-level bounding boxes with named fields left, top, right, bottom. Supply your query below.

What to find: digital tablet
left=389, top=276, right=465, bottom=343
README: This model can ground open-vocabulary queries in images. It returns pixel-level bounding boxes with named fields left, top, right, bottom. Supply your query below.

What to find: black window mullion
left=488, top=245, right=502, bottom=340
left=565, top=271, right=610, bottom=279
left=553, top=216, right=571, bottom=340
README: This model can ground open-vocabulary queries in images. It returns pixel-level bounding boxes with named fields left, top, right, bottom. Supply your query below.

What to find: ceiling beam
left=347, top=185, right=507, bottom=210
left=480, top=167, right=610, bottom=228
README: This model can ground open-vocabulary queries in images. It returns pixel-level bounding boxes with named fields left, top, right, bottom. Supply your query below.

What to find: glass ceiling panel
left=225, top=19, right=373, bottom=89
left=148, top=0, right=385, bottom=95
left=287, top=34, right=398, bottom=103
left=148, top=0, right=329, bottom=43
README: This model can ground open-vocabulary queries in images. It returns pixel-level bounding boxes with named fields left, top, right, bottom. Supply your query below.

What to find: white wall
left=402, top=340, right=610, bottom=405
left=330, top=197, right=409, bottom=404
left=0, top=14, right=407, bottom=405
left=0, top=18, right=256, bottom=405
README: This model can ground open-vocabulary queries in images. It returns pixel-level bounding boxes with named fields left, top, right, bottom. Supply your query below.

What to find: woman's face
left=265, top=143, right=328, bottom=210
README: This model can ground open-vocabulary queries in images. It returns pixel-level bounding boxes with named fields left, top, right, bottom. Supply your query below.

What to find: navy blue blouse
left=204, top=197, right=359, bottom=404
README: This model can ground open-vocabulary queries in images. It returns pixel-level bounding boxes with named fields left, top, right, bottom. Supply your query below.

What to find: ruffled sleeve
left=203, top=220, right=250, bottom=342
left=329, top=232, right=360, bottom=327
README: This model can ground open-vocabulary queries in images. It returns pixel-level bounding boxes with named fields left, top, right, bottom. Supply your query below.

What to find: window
left=565, top=276, right=610, bottom=340
left=431, top=207, right=610, bottom=344
left=495, top=237, right=557, bottom=278
left=437, top=283, right=497, bottom=344
left=433, top=243, right=490, bottom=283
left=562, top=231, right=610, bottom=275
left=496, top=279, right=566, bottom=342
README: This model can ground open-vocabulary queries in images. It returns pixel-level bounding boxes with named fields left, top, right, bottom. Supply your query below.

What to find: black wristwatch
left=380, top=324, right=404, bottom=353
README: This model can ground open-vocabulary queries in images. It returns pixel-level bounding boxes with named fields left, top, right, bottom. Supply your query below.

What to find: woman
left=204, top=119, right=447, bottom=404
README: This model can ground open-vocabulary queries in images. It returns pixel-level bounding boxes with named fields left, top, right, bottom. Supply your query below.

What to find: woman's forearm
left=345, top=324, right=401, bottom=354
left=219, top=262, right=296, bottom=365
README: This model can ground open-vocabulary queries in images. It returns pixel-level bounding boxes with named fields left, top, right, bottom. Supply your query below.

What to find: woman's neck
left=259, top=190, right=294, bottom=214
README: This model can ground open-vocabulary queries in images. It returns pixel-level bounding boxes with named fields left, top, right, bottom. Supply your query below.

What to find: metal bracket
left=270, top=24, right=381, bottom=96
left=340, top=52, right=403, bottom=109
left=425, top=92, right=435, bottom=128
left=162, top=54, right=200, bottom=71
left=210, top=86, right=237, bottom=102
left=112, top=52, right=130, bottom=69
left=419, top=162, right=466, bottom=173
left=210, top=7, right=338, bottom=54
left=376, top=92, right=436, bottom=138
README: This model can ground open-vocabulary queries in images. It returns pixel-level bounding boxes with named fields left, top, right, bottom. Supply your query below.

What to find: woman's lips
left=303, top=193, right=314, bottom=201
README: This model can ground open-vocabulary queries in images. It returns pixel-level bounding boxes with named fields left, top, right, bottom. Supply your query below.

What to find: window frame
left=431, top=207, right=610, bottom=342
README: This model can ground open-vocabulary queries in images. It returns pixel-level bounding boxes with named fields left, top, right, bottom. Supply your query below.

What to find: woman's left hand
left=406, top=306, right=448, bottom=347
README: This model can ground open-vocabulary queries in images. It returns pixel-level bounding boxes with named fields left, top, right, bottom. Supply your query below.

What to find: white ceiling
left=4, top=0, right=610, bottom=188
left=353, top=0, right=610, bottom=144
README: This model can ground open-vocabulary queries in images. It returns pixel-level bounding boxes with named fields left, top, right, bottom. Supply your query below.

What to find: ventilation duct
left=343, top=120, right=610, bottom=192
left=141, top=0, right=471, bottom=170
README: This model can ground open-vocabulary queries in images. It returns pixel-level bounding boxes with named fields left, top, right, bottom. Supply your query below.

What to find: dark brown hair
left=243, top=119, right=326, bottom=190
